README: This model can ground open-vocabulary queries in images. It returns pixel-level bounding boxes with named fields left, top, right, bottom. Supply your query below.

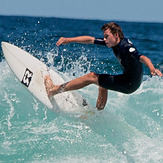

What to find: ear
left=115, top=33, right=119, bottom=38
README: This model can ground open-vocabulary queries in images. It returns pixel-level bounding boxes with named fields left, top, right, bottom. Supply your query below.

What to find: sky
left=0, top=0, right=163, bottom=23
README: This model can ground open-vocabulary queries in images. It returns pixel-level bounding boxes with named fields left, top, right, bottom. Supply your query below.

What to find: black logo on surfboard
left=21, top=68, right=33, bottom=87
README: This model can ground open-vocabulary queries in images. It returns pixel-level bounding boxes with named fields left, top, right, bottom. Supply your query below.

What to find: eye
left=104, top=35, right=109, bottom=39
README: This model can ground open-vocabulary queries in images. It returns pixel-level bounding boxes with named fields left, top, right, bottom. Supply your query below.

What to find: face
left=103, top=29, right=120, bottom=47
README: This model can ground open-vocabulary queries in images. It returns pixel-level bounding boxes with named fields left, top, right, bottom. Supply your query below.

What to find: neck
left=115, top=37, right=121, bottom=46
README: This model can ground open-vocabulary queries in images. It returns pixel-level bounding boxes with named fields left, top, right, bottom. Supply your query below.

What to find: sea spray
left=0, top=16, right=163, bottom=162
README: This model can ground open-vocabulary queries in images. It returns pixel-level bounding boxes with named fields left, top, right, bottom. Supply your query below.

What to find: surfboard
left=1, top=42, right=86, bottom=113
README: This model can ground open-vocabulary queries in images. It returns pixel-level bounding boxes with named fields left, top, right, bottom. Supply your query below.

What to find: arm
left=140, top=55, right=162, bottom=77
left=56, top=36, right=95, bottom=46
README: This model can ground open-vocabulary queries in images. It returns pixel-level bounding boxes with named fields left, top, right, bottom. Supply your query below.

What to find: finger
left=56, top=41, right=60, bottom=46
left=56, top=37, right=64, bottom=46
left=157, top=71, right=163, bottom=77
left=155, top=69, right=163, bottom=77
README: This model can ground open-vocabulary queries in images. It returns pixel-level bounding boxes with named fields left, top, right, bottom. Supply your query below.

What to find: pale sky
left=0, top=0, right=163, bottom=23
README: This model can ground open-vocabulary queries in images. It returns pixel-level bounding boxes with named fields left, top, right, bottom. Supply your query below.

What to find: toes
left=44, top=76, right=54, bottom=97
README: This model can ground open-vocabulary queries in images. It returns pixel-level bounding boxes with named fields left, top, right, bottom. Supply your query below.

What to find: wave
left=0, top=56, right=163, bottom=162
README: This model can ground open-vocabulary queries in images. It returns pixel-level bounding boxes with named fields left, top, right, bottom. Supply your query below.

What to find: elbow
left=139, top=55, right=150, bottom=63
left=139, top=55, right=145, bottom=63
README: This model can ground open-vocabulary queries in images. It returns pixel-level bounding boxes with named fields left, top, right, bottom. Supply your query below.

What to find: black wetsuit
left=94, top=37, right=143, bottom=94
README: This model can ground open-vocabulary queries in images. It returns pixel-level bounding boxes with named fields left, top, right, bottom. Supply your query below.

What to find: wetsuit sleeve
left=124, top=43, right=142, bottom=60
left=130, top=47, right=142, bottom=60
left=94, top=38, right=106, bottom=46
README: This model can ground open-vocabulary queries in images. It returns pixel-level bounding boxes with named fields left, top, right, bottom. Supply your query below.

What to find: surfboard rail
left=1, top=42, right=85, bottom=112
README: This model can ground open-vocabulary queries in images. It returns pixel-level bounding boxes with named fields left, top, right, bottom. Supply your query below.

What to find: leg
left=45, top=72, right=99, bottom=97
left=96, top=87, right=108, bottom=110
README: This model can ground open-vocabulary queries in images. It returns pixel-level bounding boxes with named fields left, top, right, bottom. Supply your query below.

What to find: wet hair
left=101, top=22, right=124, bottom=40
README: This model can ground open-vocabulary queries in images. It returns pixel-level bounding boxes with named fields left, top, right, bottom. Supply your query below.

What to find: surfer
left=45, top=22, right=162, bottom=110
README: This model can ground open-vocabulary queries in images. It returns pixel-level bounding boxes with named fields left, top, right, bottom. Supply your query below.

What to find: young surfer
left=45, top=22, right=162, bottom=110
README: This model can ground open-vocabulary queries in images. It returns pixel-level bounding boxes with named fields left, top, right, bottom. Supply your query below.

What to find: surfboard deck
left=1, top=42, right=86, bottom=113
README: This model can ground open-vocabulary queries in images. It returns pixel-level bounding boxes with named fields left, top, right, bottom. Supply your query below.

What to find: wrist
left=150, top=66, right=156, bottom=75
left=151, top=69, right=156, bottom=75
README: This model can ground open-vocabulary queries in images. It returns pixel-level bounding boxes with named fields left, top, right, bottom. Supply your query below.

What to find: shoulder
left=121, top=38, right=134, bottom=49
left=121, top=38, right=139, bottom=54
left=122, top=38, right=142, bottom=59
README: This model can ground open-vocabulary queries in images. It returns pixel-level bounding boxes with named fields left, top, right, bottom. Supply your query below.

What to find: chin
left=106, top=44, right=111, bottom=47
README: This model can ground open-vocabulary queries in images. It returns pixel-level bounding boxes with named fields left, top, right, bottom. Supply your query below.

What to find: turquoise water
left=0, top=16, right=163, bottom=162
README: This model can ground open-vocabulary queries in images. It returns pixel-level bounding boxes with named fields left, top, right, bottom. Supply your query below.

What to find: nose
left=104, top=38, right=107, bottom=43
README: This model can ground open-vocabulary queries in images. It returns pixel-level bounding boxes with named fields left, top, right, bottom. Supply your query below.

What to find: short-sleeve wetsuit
left=94, top=37, right=143, bottom=94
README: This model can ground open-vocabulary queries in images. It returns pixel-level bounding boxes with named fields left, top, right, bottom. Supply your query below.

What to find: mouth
left=106, top=43, right=110, bottom=47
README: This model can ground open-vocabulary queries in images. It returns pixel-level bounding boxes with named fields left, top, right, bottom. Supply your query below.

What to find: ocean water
left=0, top=15, right=163, bottom=163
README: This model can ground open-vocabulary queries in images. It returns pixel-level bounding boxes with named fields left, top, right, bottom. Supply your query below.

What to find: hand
left=151, top=69, right=163, bottom=77
left=56, top=37, right=67, bottom=46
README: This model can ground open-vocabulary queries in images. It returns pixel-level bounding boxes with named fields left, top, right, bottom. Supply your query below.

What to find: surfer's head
left=101, top=22, right=123, bottom=47
left=101, top=22, right=124, bottom=40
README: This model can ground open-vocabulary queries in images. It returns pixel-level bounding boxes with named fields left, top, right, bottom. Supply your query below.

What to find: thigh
left=98, top=74, right=131, bottom=93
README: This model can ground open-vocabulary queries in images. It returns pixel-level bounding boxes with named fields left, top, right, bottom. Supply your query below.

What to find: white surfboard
left=1, top=42, right=86, bottom=113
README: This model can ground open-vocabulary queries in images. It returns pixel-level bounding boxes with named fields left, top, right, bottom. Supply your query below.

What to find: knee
left=88, top=72, right=99, bottom=80
left=87, top=72, right=99, bottom=84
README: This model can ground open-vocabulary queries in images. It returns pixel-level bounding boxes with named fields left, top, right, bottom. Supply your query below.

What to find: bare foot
left=44, top=76, right=55, bottom=97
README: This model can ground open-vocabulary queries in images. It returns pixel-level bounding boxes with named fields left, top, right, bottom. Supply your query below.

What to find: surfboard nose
left=1, top=41, right=10, bottom=50
left=1, top=41, right=7, bottom=46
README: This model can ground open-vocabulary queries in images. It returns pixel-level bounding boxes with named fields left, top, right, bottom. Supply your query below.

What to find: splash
left=0, top=53, right=163, bottom=162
